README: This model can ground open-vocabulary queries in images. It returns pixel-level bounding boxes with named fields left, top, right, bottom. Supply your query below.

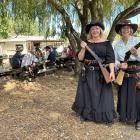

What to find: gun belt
left=84, top=59, right=98, bottom=65
left=85, top=65, right=100, bottom=71
left=124, top=73, right=140, bottom=78
left=127, top=65, right=140, bottom=70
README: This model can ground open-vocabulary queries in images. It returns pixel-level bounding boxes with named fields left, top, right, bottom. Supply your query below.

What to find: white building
left=0, top=35, right=65, bottom=72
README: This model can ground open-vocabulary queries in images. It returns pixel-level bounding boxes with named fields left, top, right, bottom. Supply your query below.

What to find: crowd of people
left=72, top=20, right=140, bottom=131
left=11, top=42, right=76, bottom=81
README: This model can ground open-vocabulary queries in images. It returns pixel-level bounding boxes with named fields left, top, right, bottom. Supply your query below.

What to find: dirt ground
left=0, top=70, right=140, bottom=140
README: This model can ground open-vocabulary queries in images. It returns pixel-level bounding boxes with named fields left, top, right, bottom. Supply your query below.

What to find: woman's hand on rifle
left=78, top=41, right=87, bottom=61
left=130, top=47, right=138, bottom=56
left=109, top=71, right=115, bottom=81
left=109, top=63, right=115, bottom=81
left=118, top=63, right=128, bottom=69
left=80, top=41, right=87, bottom=49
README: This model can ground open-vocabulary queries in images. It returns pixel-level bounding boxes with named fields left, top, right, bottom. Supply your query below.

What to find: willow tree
left=1, top=0, right=139, bottom=39
left=0, top=0, right=9, bottom=38
left=0, top=0, right=49, bottom=36
left=46, top=0, right=140, bottom=74
left=10, top=0, right=47, bottom=35
left=47, top=0, right=139, bottom=40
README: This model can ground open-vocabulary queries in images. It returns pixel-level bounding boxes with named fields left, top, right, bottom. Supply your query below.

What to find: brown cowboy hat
left=115, top=20, right=138, bottom=34
left=85, top=21, right=105, bottom=33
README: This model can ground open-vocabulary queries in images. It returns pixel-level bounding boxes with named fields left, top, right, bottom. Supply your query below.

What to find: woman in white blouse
left=114, top=20, right=140, bottom=130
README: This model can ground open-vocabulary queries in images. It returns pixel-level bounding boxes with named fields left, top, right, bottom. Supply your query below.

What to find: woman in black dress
left=72, top=21, right=116, bottom=123
left=114, top=20, right=140, bottom=130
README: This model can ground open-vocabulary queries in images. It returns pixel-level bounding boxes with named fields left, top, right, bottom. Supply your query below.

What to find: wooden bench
left=38, top=67, right=57, bottom=75
left=10, top=68, right=22, bottom=78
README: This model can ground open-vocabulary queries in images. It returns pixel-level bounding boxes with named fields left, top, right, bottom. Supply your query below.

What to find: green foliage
left=0, top=24, right=9, bottom=38
left=0, top=8, right=9, bottom=38
left=135, top=24, right=140, bottom=37
left=115, top=0, right=136, bottom=8
left=0, top=0, right=139, bottom=39
left=13, top=17, right=39, bottom=35
left=0, top=0, right=9, bottom=38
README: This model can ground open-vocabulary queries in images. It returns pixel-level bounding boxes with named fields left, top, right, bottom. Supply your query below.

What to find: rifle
left=72, top=31, right=111, bottom=83
left=124, top=42, right=140, bottom=61
left=115, top=42, right=140, bottom=85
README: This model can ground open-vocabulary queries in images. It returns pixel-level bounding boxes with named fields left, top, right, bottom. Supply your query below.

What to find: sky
left=104, top=14, right=140, bottom=31
left=130, top=14, right=140, bottom=24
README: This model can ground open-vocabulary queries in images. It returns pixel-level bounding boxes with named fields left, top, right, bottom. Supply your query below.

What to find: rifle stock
left=98, top=62, right=111, bottom=83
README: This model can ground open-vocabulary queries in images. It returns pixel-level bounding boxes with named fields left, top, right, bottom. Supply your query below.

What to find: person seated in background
left=52, top=47, right=59, bottom=58
left=0, top=46, right=4, bottom=68
left=44, top=46, right=56, bottom=68
left=33, top=42, right=43, bottom=61
left=43, top=46, right=51, bottom=62
left=11, top=44, right=24, bottom=78
left=33, top=42, right=46, bottom=70
left=66, top=45, right=76, bottom=62
left=21, top=47, right=39, bottom=81
left=0, top=55, right=4, bottom=68
left=61, top=47, right=68, bottom=59
left=41, top=46, right=51, bottom=71
left=55, top=47, right=68, bottom=68
left=56, top=46, right=75, bottom=69
left=11, top=44, right=24, bottom=69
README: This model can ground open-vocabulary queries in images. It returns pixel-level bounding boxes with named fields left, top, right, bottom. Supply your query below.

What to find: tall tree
left=47, top=0, right=140, bottom=74
left=0, top=0, right=9, bottom=38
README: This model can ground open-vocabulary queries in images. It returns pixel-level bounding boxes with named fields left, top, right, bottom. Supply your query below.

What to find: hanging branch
left=107, top=0, right=140, bottom=42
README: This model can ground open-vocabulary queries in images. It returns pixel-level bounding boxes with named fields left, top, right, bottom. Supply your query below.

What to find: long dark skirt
left=117, top=77, right=140, bottom=122
left=72, top=69, right=116, bottom=122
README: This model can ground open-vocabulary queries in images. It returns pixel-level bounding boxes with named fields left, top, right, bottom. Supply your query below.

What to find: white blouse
left=21, top=52, right=38, bottom=67
left=114, top=36, right=140, bottom=69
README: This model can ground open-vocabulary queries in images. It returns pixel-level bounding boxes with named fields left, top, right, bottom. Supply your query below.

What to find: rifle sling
left=71, top=31, right=103, bottom=63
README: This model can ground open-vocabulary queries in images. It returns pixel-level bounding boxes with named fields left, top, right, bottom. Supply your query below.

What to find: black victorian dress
left=117, top=61, right=140, bottom=122
left=72, top=41, right=117, bottom=122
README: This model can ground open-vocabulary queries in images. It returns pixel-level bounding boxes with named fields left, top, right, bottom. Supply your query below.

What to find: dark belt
left=127, top=65, right=140, bottom=70
left=84, top=59, right=98, bottom=65
left=124, top=73, right=140, bottom=78
left=85, top=65, right=100, bottom=71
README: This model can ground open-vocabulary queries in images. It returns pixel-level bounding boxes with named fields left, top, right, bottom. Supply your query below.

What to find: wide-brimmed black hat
left=85, top=21, right=105, bottom=33
left=45, top=46, right=51, bottom=50
left=34, top=42, right=40, bottom=46
left=16, top=44, right=23, bottom=52
left=115, top=20, right=138, bottom=34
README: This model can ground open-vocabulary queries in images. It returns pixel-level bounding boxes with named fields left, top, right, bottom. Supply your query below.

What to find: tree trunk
left=65, top=29, right=80, bottom=75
